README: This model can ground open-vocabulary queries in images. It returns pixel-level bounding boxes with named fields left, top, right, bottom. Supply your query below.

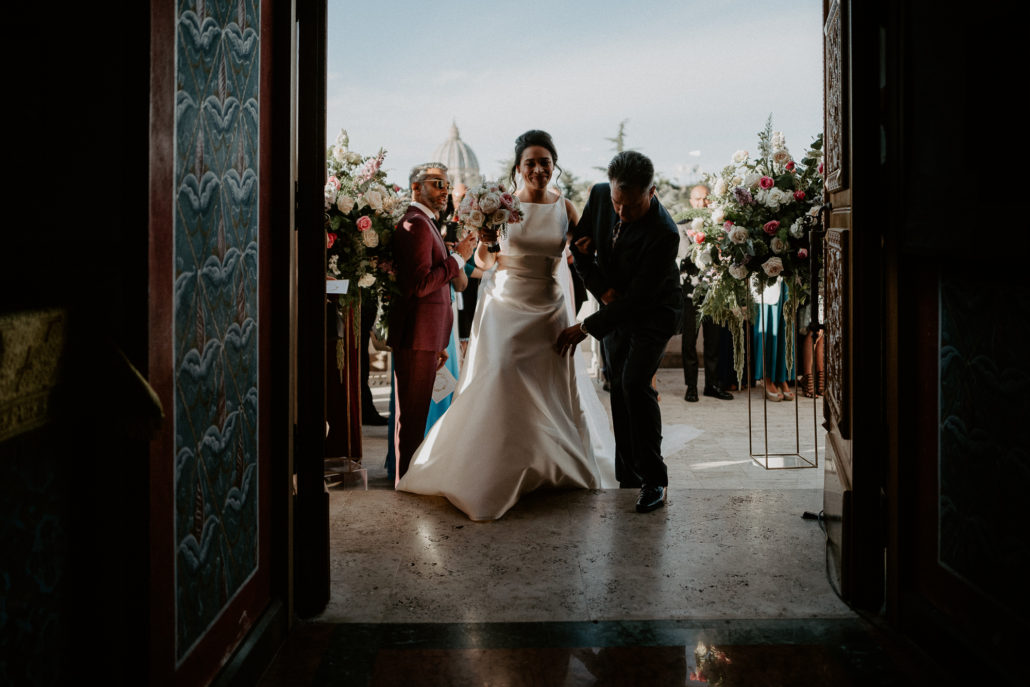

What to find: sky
left=327, top=0, right=823, bottom=189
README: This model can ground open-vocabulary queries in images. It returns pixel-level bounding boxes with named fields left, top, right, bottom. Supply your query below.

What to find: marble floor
left=259, top=368, right=950, bottom=685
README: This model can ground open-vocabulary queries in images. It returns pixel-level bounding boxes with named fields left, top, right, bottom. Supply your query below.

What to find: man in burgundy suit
left=388, top=163, right=476, bottom=484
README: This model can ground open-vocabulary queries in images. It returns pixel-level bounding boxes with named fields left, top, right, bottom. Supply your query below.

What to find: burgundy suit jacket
left=387, top=205, right=460, bottom=352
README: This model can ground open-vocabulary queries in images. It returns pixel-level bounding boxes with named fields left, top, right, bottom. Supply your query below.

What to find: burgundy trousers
left=392, top=348, right=438, bottom=485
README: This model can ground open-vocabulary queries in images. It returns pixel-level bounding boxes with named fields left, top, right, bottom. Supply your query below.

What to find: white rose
left=770, top=237, right=786, bottom=254
left=733, top=150, right=749, bottom=163
left=364, top=190, right=383, bottom=212
left=467, top=209, right=485, bottom=228
left=762, top=257, right=784, bottom=277
left=728, top=226, right=749, bottom=244
left=479, top=192, right=501, bottom=215
left=711, top=207, right=726, bottom=225
left=691, top=217, right=705, bottom=233
left=362, top=230, right=379, bottom=248
left=336, top=194, right=355, bottom=214
left=694, top=247, right=713, bottom=268
left=713, top=178, right=728, bottom=196
left=744, top=172, right=762, bottom=188
left=346, top=151, right=362, bottom=164
left=729, top=264, right=749, bottom=280
left=790, top=219, right=805, bottom=238
left=332, top=145, right=348, bottom=163
left=731, top=175, right=743, bottom=186
left=491, top=209, right=509, bottom=226
left=358, top=273, right=376, bottom=288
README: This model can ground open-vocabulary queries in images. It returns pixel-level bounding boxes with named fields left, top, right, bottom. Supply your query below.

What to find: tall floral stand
left=746, top=281, right=819, bottom=470
left=324, top=289, right=367, bottom=489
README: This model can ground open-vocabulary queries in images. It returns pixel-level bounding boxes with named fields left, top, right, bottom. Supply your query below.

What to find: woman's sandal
left=816, top=370, right=825, bottom=397
left=802, top=373, right=816, bottom=398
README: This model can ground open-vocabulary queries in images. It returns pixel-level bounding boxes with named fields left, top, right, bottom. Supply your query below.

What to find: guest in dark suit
left=555, top=151, right=683, bottom=513
left=387, top=163, right=475, bottom=484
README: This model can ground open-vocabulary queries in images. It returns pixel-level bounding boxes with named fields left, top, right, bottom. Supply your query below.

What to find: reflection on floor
left=258, top=618, right=947, bottom=686
left=263, top=369, right=951, bottom=685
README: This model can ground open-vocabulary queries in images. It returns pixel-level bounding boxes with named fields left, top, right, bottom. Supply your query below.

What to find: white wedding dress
left=396, top=195, right=617, bottom=520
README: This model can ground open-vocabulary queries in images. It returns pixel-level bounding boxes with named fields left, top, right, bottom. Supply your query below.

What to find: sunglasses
left=422, top=178, right=450, bottom=190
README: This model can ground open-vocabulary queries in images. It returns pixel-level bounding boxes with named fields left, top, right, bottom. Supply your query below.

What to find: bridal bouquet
left=687, top=118, right=824, bottom=381
left=454, top=181, right=524, bottom=242
left=324, top=129, right=407, bottom=331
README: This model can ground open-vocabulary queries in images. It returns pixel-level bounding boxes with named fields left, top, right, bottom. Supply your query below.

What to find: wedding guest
left=559, top=150, right=684, bottom=513
left=753, top=278, right=795, bottom=401
left=387, top=162, right=475, bottom=483
left=678, top=218, right=732, bottom=403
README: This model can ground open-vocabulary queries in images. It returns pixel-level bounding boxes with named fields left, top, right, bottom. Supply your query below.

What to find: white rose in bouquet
left=728, top=226, right=749, bottom=244
left=346, top=151, right=362, bottom=164
left=693, top=246, right=713, bottom=269
left=332, top=145, right=348, bottom=163
left=479, top=192, right=501, bottom=215
left=744, top=172, right=762, bottom=188
left=729, top=264, right=749, bottom=280
left=362, top=229, right=379, bottom=248
left=762, top=257, right=784, bottom=277
left=711, top=207, right=726, bottom=225
left=733, top=150, right=749, bottom=163
left=467, top=209, right=485, bottom=228
left=491, top=209, right=509, bottom=226
left=772, top=149, right=791, bottom=166
left=690, top=217, right=705, bottom=233
left=789, top=219, right=805, bottom=238
left=336, top=194, right=355, bottom=214
left=358, top=273, right=376, bottom=288
left=364, top=189, right=384, bottom=213
left=770, top=237, right=786, bottom=254
left=713, top=178, right=728, bottom=196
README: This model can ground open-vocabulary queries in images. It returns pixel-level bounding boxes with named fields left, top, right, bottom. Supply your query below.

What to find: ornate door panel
left=820, top=0, right=884, bottom=609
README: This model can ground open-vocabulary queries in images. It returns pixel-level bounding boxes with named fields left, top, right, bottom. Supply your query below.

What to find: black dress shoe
left=703, top=386, right=733, bottom=400
left=636, top=485, right=666, bottom=513
left=684, top=387, right=699, bottom=402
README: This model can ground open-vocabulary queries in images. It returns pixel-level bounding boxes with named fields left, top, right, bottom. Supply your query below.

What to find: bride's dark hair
left=510, top=129, right=563, bottom=191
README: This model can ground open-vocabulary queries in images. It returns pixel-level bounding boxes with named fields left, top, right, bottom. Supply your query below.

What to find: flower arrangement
left=453, top=180, right=524, bottom=242
left=324, top=129, right=407, bottom=332
left=688, top=118, right=824, bottom=382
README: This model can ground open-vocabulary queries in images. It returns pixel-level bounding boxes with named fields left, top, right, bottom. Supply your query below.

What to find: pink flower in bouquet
left=500, top=192, right=515, bottom=209
left=327, top=176, right=341, bottom=191
left=798, top=248, right=809, bottom=259
left=759, top=176, right=774, bottom=189
left=818, top=162, right=824, bottom=174
left=786, top=161, right=796, bottom=171
left=724, top=221, right=734, bottom=229
left=695, top=232, right=706, bottom=244
left=794, top=190, right=806, bottom=201
left=763, top=220, right=780, bottom=235
left=356, top=215, right=373, bottom=231
left=327, top=232, right=337, bottom=249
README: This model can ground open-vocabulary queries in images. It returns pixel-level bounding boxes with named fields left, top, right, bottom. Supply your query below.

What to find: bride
left=396, top=129, right=616, bottom=520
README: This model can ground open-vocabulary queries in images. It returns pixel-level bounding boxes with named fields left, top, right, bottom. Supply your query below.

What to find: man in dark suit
left=388, top=163, right=475, bottom=484
left=556, top=151, right=683, bottom=512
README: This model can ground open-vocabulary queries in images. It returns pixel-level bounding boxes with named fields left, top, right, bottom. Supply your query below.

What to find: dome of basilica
left=431, top=122, right=482, bottom=188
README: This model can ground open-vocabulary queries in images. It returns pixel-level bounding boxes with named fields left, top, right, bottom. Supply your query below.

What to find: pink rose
left=798, top=248, right=809, bottom=259
left=356, top=215, right=373, bottom=231
left=724, top=221, right=734, bottom=229
left=794, top=190, right=806, bottom=201
left=327, top=176, right=340, bottom=191
left=763, top=220, right=780, bottom=236
left=759, top=176, right=774, bottom=189
left=786, top=161, right=796, bottom=171
left=327, top=232, right=336, bottom=249
left=500, top=192, right=515, bottom=209
left=695, top=232, right=706, bottom=244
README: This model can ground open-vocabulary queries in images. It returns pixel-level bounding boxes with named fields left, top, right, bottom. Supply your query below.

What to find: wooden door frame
left=294, top=0, right=331, bottom=618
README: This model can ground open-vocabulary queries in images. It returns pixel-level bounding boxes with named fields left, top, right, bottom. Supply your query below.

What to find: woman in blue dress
left=753, top=278, right=795, bottom=401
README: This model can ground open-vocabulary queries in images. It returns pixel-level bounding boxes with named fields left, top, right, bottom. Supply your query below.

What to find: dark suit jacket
left=573, top=183, right=683, bottom=340
left=387, top=205, right=460, bottom=352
